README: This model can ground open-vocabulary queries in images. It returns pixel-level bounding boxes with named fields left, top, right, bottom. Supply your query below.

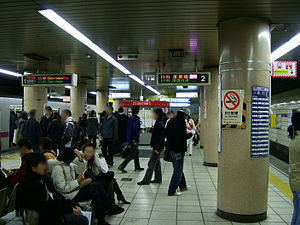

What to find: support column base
left=216, top=209, right=267, bottom=222
left=203, top=162, right=218, bottom=167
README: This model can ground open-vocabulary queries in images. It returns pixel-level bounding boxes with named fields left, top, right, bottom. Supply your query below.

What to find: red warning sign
left=224, top=91, right=240, bottom=110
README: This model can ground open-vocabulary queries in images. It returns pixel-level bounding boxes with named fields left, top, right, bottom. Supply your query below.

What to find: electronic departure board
left=22, top=73, right=78, bottom=87
left=157, top=72, right=210, bottom=86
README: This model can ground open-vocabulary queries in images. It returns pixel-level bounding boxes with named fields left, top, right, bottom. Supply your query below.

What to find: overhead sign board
left=22, top=73, right=77, bottom=87
left=119, top=101, right=170, bottom=108
left=157, top=72, right=210, bottom=86
left=144, top=72, right=156, bottom=85
left=117, top=53, right=139, bottom=61
left=272, top=61, right=297, bottom=78
left=221, top=89, right=245, bottom=127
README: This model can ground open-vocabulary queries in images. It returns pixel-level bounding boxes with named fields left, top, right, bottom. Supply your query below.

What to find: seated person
left=73, top=144, right=130, bottom=204
left=0, top=170, right=9, bottom=189
left=51, top=148, right=111, bottom=225
left=39, top=137, right=57, bottom=160
left=2, top=139, right=33, bottom=190
left=17, top=153, right=88, bottom=225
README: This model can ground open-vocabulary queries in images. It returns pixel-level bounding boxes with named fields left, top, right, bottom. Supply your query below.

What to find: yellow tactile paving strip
left=269, top=172, right=293, bottom=200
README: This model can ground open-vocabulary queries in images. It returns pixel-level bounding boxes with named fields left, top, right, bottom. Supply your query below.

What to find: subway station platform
left=0, top=147, right=294, bottom=225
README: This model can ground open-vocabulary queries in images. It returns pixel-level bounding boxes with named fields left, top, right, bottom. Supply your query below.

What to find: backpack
left=71, top=122, right=84, bottom=147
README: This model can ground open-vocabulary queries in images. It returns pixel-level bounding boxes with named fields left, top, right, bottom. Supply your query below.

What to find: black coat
left=165, top=115, right=187, bottom=153
left=40, top=116, right=52, bottom=137
left=17, top=171, right=77, bottom=225
left=48, top=119, right=64, bottom=148
left=116, top=113, right=128, bottom=142
left=22, top=118, right=41, bottom=150
left=150, top=119, right=165, bottom=151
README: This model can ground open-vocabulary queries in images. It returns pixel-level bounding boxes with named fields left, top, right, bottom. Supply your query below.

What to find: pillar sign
left=22, top=73, right=78, bottom=87
left=221, top=89, right=246, bottom=128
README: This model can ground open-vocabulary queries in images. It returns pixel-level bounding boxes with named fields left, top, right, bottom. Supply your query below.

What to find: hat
left=181, top=108, right=191, bottom=116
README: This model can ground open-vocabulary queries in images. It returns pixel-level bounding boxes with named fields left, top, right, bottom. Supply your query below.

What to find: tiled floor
left=0, top=146, right=294, bottom=225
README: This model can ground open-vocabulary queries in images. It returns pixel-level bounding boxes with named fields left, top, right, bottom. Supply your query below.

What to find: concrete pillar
left=96, top=91, right=107, bottom=114
left=23, top=57, right=48, bottom=120
left=202, top=67, right=219, bottom=167
left=70, top=83, right=87, bottom=121
left=24, top=87, right=47, bottom=120
left=113, top=99, right=120, bottom=112
left=199, top=87, right=205, bottom=148
left=217, top=18, right=270, bottom=222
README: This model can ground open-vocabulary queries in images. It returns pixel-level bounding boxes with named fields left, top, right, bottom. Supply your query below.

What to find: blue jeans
left=292, top=190, right=300, bottom=225
left=73, top=182, right=108, bottom=222
left=168, top=151, right=187, bottom=195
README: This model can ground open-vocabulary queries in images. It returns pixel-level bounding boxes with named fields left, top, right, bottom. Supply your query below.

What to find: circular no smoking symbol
left=224, top=91, right=240, bottom=110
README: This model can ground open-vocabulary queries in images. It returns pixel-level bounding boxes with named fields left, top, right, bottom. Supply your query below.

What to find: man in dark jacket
left=115, top=107, right=128, bottom=145
left=138, top=108, right=165, bottom=185
left=165, top=110, right=188, bottom=196
left=22, top=109, right=41, bottom=152
left=17, top=153, right=88, bottom=225
left=118, top=105, right=144, bottom=173
left=40, top=106, right=52, bottom=137
left=61, top=109, right=75, bottom=148
left=100, top=106, right=118, bottom=167
left=87, top=110, right=99, bottom=147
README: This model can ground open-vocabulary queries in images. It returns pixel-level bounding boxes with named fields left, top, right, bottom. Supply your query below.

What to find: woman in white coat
left=183, top=109, right=196, bottom=156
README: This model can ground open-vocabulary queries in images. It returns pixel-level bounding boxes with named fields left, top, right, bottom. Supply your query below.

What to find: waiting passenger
left=9, top=110, right=17, bottom=147
left=39, top=137, right=57, bottom=160
left=183, top=109, right=196, bottom=156
left=17, top=153, right=88, bottom=225
left=62, top=109, right=75, bottom=148
left=40, top=106, right=53, bottom=137
left=87, top=110, right=99, bottom=147
left=22, top=109, right=42, bottom=152
left=115, top=107, right=128, bottom=148
left=74, top=144, right=130, bottom=204
left=51, top=148, right=110, bottom=225
left=78, top=113, right=88, bottom=137
left=100, top=106, right=118, bottom=167
left=138, top=108, right=165, bottom=185
left=2, top=139, right=33, bottom=190
left=15, top=111, right=28, bottom=144
left=118, top=105, right=144, bottom=173
left=47, top=112, right=64, bottom=153
left=288, top=112, right=300, bottom=225
left=165, top=110, right=188, bottom=196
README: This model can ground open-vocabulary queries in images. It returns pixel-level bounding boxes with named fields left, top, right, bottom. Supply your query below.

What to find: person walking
left=137, top=108, right=165, bottom=185
left=118, top=105, right=144, bottom=173
left=100, top=106, right=118, bottom=167
left=22, top=109, right=42, bottom=152
left=47, top=112, right=64, bottom=154
left=40, top=106, right=53, bottom=137
left=61, top=109, right=75, bottom=148
left=116, top=107, right=128, bottom=151
left=87, top=110, right=99, bottom=147
left=15, top=111, right=28, bottom=144
left=165, top=110, right=188, bottom=196
left=288, top=112, right=300, bottom=225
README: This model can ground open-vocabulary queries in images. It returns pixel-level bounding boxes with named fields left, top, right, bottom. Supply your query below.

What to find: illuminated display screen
left=157, top=72, right=210, bottom=86
left=22, top=74, right=77, bottom=87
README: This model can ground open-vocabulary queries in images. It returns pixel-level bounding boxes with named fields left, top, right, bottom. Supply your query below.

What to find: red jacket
left=8, top=153, right=29, bottom=189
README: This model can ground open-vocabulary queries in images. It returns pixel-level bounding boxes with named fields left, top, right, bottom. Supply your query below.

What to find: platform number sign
left=157, top=72, right=210, bottom=86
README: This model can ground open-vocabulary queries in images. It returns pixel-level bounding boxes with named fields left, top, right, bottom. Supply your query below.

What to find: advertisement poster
left=222, top=89, right=245, bottom=126
left=250, top=86, right=270, bottom=157
left=272, top=61, right=297, bottom=78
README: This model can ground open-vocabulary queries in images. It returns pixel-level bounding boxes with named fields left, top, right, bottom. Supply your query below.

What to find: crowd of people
left=2, top=104, right=202, bottom=225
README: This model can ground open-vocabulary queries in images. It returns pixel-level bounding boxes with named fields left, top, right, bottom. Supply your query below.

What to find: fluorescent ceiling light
left=170, top=98, right=190, bottom=103
left=271, top=32, right=300, bottom=61
left=89, top=91, right=97, bottom=95
left=146, top=85, right=161, bottom=95
left=170, top=102, right=191, bottom=107
left=176, top=92, right=198, bottom=98
left=38, top=9, right=130, bottom=75
left=0, top=68, right=22, bottom=77
left=64, top=85, right=71, bottom=89
left=128, top=74, right=145, bottom=86
left=176, top=86, right=198, bottom=91
left=110, top=92, right=131, bottom=99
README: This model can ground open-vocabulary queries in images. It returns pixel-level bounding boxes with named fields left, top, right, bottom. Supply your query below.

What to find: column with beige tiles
left=202, top=67, right=219, bottom=167
left=217, top=18, right=270, bottom=222
left=70, top=83, right=87, bottom=122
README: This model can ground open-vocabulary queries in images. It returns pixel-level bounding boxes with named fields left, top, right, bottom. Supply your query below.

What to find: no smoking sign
left=222, top=89, right=245, bottom=126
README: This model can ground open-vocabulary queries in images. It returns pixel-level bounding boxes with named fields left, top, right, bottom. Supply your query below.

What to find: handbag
left=121, top=143, right=131, bottom=159
left=164, top=149, right=172, bottom=162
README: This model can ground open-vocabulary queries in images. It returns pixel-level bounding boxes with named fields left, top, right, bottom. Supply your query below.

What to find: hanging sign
left=119, top=101, right=170, bottom=108
left=221, top=89, right=245, bottom=127
left=157, top=72, right=210, bottom=86
left=22, top=73, right=78, bottom=87
left=272, top=61, right=297, bottom=78
left=250, top=86, right=270, bottom=158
